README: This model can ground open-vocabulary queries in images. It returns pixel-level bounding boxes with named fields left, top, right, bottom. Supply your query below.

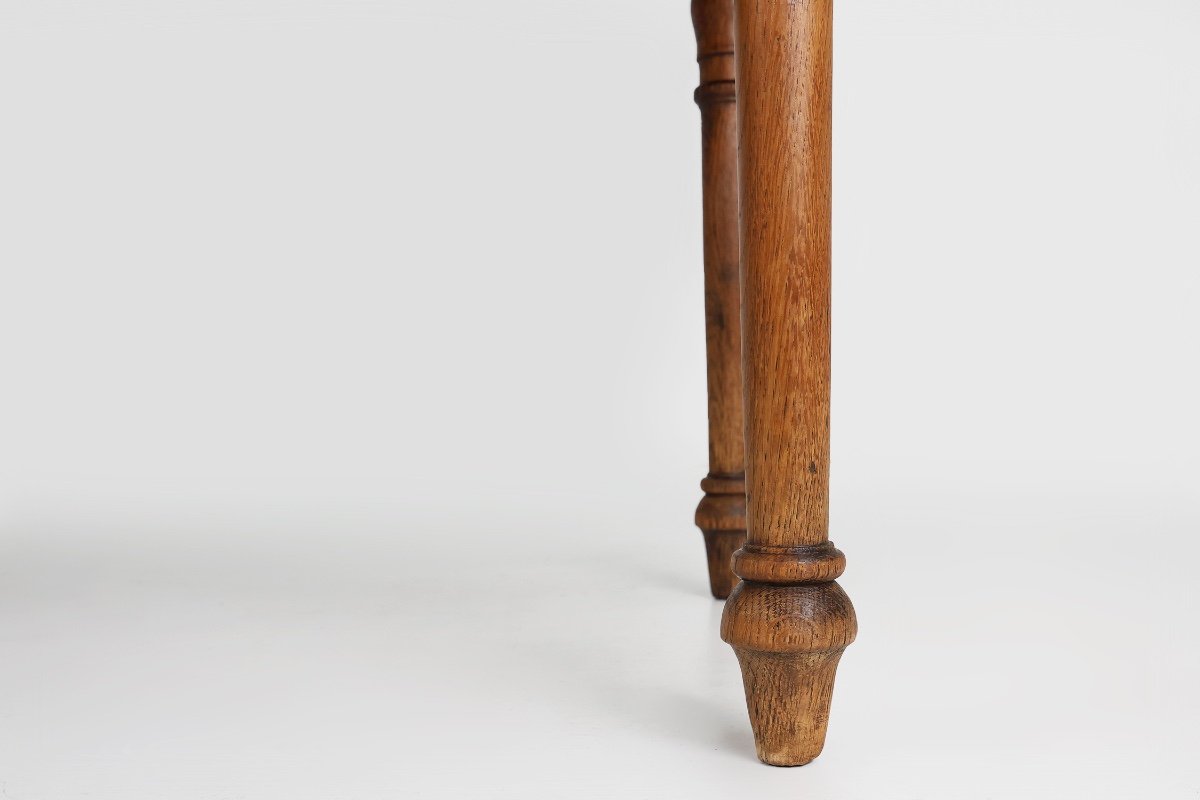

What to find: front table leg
left=720, top=0, right=857, bottom=766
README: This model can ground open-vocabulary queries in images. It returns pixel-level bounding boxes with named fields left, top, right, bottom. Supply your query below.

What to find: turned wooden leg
left=691, top=0, right=746, bottom=600
left=720, top=0, right=857, bottom=766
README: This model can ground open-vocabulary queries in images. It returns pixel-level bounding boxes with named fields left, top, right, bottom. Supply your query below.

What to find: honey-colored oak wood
left=719, top=0, right=857, bottom=766
left=691, top=0, right=746, bottom=600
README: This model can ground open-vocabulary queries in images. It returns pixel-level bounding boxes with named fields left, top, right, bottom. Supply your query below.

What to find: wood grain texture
left=691, top=0, right=746, bottom=600
left=719, top=0, right=857, bottom=766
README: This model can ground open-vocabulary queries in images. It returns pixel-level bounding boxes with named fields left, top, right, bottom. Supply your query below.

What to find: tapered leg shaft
left=691, top=0, right=746, bottom=600
left=720, top=0, right=856, bottom=766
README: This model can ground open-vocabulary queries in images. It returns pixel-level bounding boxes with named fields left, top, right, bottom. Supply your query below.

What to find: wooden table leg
left=691, top=0, right=746, bottom=600
left=720, top=0, right=857, bottom=766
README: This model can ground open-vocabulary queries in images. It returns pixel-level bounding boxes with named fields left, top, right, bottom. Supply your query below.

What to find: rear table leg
left=691, top=0, right=746, bottom=600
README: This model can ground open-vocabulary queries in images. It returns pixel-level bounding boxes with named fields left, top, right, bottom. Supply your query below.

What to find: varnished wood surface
left=691, top=0, right=746, bottom=599
left=720, top=0, right=856, bottom=767
left=738, top=0, right=833, bottom=549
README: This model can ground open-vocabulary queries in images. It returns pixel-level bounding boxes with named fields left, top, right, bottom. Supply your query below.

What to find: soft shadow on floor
left=511, top=638, right=758, bottom=763
left=570, top=539, right=715, bottom=600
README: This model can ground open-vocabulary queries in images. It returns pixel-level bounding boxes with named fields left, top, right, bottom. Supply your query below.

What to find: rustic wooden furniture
left=690, top=0, right=857, bottom=767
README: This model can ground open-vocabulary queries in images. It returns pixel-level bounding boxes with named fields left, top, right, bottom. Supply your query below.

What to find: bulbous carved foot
left=720, top=544, right=857, bottom=766
left=695, top=475, right=746, bottom=599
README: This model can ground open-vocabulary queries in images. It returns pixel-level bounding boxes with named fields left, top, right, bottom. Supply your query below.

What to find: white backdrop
left=2, top=1, right=1198, bottom=798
